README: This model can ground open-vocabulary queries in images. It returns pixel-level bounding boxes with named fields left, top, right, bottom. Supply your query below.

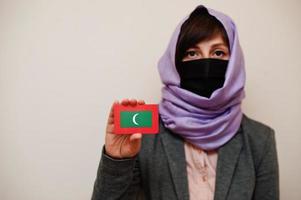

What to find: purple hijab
left=158, top=5, right=246, bottom=150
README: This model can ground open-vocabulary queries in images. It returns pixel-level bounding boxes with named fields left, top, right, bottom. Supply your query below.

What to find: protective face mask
left=177, top=58, right=228, bottom=98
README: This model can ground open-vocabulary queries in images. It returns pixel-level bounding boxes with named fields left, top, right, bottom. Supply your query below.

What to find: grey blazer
left=91, top=114, right=279, bottom=200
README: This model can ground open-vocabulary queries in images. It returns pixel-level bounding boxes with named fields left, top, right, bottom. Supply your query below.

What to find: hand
left=104, top=99, right=145, bottom=159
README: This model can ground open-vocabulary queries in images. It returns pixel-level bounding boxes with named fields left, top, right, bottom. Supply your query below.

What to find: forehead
left=190, top=33, right=228, bottom=49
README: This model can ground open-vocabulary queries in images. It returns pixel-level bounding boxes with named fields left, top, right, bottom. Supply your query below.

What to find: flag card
left=113, top=104, right=159, bottom=134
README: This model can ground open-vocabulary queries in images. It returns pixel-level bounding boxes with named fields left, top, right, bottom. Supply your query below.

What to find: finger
left=129, top=133, right=142, bottom=142
left=107, top=116, right=114, bottom=124
left=137, top=100, right=145, bottom=105
left=107, top=100, right=118, bottom=124
left=121, top=98, right=129, bottom=106
left=106, top=124, right=114, bottom=133
left=130, top=99, right=137, bottom=106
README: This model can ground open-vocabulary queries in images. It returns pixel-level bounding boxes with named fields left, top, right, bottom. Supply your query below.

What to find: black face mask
left=176, top=58, right=228, bottom=98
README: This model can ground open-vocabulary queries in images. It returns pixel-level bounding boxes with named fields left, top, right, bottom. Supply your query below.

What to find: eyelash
left=214, top=50, right=225, bottom=57
left=185, top=51, right=198, bottom=57
left=184, top=50, right=227, bottom=58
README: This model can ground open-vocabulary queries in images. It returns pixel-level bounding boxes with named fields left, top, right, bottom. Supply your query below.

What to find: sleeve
left=252, top=129, right=279, bottom=200
left=91, top=146, right=143, bottom=200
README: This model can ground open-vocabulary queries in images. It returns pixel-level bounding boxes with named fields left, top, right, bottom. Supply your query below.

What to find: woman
left=91, top=5, right=279, bottom=200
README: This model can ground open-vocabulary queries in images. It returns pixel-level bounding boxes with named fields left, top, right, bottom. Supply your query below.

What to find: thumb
left=129, top=133, right=142, bottom=142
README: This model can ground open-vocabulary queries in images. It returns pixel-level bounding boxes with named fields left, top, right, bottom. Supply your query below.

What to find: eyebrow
left=187, top=42, right=228, bottom=50
left=211, top=43, right=228, bottom=49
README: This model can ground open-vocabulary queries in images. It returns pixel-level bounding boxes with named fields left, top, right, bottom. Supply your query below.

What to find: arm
left=253, top=129, right=279, bottom=200
left=91, top=146, right=142, bottom=200
left=91, top=99, right=145, bottom=200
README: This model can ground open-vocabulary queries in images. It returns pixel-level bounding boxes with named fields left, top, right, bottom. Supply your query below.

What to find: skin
left=182, top=33, right=230, bottom=61
left=105, top=33, right=230, bottom=159
left=105, top=99, right=144, bottom=158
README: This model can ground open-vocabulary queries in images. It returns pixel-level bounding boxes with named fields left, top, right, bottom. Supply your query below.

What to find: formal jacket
left=91, top=114, right=279, bottom=200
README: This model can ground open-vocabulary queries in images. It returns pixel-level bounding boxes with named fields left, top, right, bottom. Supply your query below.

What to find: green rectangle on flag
left=120, top=111, right=152, bottom=128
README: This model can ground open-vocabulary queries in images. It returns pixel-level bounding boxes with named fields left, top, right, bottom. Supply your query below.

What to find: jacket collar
left=160, top=117, right=243, bottom=200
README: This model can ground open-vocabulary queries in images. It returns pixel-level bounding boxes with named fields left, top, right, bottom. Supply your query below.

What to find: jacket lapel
left=160, top=119, right=243, bottom=200
left=214, top=125, right=243, bottom=200
left=160, top=121, right=189, bottom=200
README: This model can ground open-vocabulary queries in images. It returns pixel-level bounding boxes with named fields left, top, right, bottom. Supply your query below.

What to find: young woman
left=91, top=5, right=279, bottom=200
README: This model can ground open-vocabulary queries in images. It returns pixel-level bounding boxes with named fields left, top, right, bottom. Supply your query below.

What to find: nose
left=202, top=52, right=210, bottom=59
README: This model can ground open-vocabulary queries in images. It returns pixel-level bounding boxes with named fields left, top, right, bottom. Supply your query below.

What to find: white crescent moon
left=132, top=113, right=139, bottom=126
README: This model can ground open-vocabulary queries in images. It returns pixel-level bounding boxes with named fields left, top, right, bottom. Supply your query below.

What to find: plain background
left=0, top=0, right=300, bottom=199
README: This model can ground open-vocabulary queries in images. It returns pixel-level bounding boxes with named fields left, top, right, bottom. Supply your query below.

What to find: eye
left=213, top=50, right=225, bottom=57
left=183, top=50, right=200, bottom=61
left=187, top=50, right=197, bottom=57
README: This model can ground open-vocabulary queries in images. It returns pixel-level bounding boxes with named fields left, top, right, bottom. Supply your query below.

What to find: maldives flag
left=113, top=104, right=159, bottom=134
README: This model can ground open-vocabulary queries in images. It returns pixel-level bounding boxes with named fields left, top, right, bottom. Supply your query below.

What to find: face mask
left=176, top=58, right=228, bottom=98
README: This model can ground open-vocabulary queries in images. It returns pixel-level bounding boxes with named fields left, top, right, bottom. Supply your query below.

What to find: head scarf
left=158, top=5, right=246, bottom=150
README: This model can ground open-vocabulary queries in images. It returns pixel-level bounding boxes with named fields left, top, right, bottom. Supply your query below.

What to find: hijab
left=158, top=5, right=246, bottom=150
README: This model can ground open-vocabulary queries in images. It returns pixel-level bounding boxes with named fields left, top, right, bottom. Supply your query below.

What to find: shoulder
left=240, top=113, right=277, bottom=168
left=241, top=113, right=275, bottom=144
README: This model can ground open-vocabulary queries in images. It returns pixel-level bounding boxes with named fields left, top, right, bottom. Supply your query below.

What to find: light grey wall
left=0, top=0, right=300, bottom=199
